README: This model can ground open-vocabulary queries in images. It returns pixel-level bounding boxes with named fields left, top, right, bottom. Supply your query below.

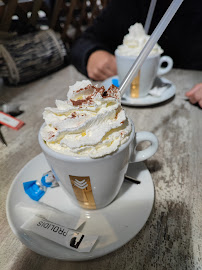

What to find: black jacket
left=71, top=0, right=202, bottom=77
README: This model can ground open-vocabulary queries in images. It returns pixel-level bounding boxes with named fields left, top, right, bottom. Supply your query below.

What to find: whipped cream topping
left=117, top=23, right=163, bottom=57
left=41, top=80, right=132, bottom=158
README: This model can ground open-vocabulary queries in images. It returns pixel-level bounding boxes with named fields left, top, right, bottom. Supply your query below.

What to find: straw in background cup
left=144, top=0, right=157, bottom=34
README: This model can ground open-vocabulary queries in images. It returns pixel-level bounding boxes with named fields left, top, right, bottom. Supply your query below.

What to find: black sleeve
left=70, top=0, right=143, bottom=77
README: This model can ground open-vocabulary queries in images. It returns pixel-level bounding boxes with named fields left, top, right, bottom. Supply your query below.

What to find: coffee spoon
left=125, top=175, right=141, bottom=184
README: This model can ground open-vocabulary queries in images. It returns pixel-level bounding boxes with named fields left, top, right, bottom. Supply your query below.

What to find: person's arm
left=185, top=83, right=202, bottom=108
left=70, top=0, right=140, bottom=79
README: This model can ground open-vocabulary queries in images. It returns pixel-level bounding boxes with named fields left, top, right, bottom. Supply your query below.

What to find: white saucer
left=102, top=76, right=176, bottom=106
left=6, top=153, right=154, bottom=261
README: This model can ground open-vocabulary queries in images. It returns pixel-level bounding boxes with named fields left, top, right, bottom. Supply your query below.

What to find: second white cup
left=115, top=49, right=173, bottom=98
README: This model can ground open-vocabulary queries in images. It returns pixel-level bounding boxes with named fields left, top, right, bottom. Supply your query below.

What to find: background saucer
left=101, top=76, right=176, bottom=106
left=6, top=153, right=154, bottom=261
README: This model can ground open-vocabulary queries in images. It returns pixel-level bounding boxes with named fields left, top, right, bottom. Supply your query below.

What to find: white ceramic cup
left=38, top=119, right=158, bottom=210
left=115, top=49, right=173, bottom=98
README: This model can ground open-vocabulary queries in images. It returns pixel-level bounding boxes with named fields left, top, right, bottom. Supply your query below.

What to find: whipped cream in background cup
left=115, top=23, right=173, bottom=98
left=38, top=80, right=158, bottom=210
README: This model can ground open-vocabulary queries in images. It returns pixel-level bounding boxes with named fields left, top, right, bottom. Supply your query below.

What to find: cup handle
left=130, top=131, right=158, bottom=163
left=157, top=55, right=173, bottom=76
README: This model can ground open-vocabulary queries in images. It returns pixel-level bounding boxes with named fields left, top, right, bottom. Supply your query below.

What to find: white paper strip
left=21, top=215, right=98, bottom=253
left=16, top=202, right=85, bottom=230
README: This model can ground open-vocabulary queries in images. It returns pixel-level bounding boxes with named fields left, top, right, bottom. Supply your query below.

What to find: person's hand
left=87, top=50, right=117, bottom=81
left=185, top=83, right=202, bottom=108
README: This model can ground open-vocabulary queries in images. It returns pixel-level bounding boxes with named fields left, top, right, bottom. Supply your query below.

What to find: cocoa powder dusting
left=71, top=112, right=77, bottom=118
left=115, top=109, right=119, bottom=119
left=71, top=84, right=119, bottom=106
left=106, top=85, right=119, bottom=99
left=75, top=84, right=92, bottom=93
left=70, top=95, right=93, bottom=106
left=48, top=131, right=55, bottom=140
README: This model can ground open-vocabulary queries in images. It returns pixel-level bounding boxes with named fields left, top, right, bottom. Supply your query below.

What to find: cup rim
left=38, top=118, right=135, bottom=162
left=114, top=48, right=161, bottom=59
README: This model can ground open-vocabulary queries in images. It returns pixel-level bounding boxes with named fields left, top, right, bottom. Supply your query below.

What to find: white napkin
left=149, top=86, right=168, bottom=97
